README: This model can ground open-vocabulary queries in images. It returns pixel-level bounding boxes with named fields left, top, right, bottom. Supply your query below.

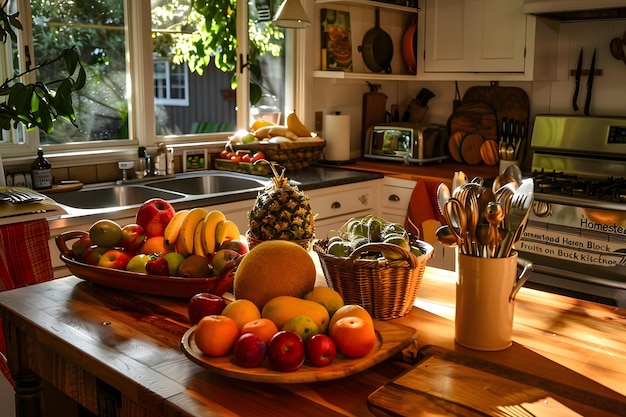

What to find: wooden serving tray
left=181, top=320, right=417, bottom=383
left=368, top=346, right=626, bottom=417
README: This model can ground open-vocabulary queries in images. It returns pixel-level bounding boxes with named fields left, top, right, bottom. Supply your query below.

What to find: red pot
left=402, top=16, right=417, bottom=74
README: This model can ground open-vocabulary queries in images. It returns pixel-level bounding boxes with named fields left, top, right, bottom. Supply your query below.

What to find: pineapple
left=248, top=162, right=315, bottom=242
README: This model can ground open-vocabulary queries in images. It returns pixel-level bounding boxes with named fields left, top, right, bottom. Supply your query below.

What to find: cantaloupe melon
left=233, top=240, right=316, bottom=310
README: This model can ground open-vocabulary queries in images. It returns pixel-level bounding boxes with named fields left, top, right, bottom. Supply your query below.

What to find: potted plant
left=0, top=4, right=86, bottom=133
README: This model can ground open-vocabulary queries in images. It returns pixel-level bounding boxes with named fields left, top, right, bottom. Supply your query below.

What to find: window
left=154, top=60, right=189, bottom=107
left=1, top=0, right=289, bottom=159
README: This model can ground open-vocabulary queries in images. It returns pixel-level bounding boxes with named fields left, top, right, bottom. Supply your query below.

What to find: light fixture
left=273, top=0, right=311, bottom=28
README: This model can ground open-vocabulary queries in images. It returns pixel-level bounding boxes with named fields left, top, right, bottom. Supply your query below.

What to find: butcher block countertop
left=319, top=158, right=501, bottom=186
left=1, top=261, right=625, bottom=417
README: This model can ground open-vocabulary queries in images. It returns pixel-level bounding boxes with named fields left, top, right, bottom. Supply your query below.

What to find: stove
left=517, top=115, right=626, bottom=307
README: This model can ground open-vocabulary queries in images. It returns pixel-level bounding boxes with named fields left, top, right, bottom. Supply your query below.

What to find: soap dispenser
left=135, top=146, right=150, bottom=179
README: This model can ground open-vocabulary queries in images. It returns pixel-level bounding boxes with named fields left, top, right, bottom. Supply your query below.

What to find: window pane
left=30, top=0, right=129, bottom=144
left=151, top=0, right=236, bottom=135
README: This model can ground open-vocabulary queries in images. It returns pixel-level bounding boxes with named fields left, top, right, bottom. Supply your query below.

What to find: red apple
left=211, top=248, right=241, bottom=277
left=267, top=330, right=305, bottom=372
left=217, top=239, right=249, bottom=255
left=188, top=293, right=227, bottom=325
left=71, top=235, right=93, bottom=260
left=98, top=249, right=132, bottom=270
left=233, top=333, right=266, bottom=368
left=81, top=245, right=109, bottom=266
left=305, top=334, right=336, bottom=367
left=135, top=198, right=176, bottom=238
left=119, top=223, right=146, bottom=251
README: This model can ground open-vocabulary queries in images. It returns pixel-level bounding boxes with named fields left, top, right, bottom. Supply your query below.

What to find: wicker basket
left=229, top=138, right=325, bottom=171
left=313, top=239, right=433, bottom=320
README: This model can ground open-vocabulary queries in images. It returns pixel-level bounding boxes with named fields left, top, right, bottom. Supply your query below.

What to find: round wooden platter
left=181, top=320, right=417, bottom=383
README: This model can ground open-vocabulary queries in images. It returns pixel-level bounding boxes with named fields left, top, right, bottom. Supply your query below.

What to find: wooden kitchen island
left=1, top=266, right=625, bottom=417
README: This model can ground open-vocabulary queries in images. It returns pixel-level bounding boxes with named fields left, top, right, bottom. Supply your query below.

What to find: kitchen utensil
left=504, top=164, right=523, bottom=186
left=497, top=180, right=533, bottom=258
left=610, top=38, right=626, bottom=66
left=452, top=170, right=468, bottom=192
left=448, top=101, right=498, bottom=141
left=443, top=198, right=467, bottom=251
left=436, top=182, right=451, bottom=216
left=359, top=9, right=393, bottom=73
left=479, top=138, right=499, bottom=166
left=573, top=48, right=583, bottom=110
left=475, top=223, right=496, bottom=257
left=415, top=88, right=435, bottom=106
left=584, top=49, right=596, bottom=116
left=492, top=174, right=516, bottom=193
left=401, top=16, right=417, bottom=73
left=435, top=225, right=459, bottom=247
left=515, top=120, right=526, bottom=159
left=0, top=188, right=44, bottom=204
left=499, top=116, right=509, bottom=160
left=506, top=119, right=516, bottom=161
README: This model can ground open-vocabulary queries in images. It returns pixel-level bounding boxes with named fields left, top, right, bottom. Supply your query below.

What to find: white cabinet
left=418, top=0, right=559, bottom=81
left=379, top=177, right=416, bottom=224
left=305, top=179, right=380, bottom=238
left=423, top=0, right=526, bottom=73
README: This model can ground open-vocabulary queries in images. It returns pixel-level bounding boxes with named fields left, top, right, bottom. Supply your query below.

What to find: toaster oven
left=364, top=122, right=449, bottom=164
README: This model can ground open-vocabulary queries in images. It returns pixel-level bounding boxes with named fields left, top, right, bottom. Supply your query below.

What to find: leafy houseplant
left=0, top=4, right=85, bottom=133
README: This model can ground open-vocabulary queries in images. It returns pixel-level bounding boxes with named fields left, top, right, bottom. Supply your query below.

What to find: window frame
left=2, top=0, right=301, bottom=166
left=153, top=59, right=190, bottom=107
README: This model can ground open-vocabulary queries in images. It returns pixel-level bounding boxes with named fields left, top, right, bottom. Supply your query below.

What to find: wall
left=311, top=18, right=626, bottom=160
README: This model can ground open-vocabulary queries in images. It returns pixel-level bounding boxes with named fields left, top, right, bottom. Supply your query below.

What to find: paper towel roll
left=323, top=114, right=351, bottom=162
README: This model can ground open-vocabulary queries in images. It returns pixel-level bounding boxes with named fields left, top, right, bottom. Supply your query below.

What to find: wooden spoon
left=610, top=38, right=626, bottom=66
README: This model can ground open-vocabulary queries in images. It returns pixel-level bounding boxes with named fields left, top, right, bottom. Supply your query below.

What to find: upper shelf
left=314, top=0, right=419, bottom=14
left=313, top=70, right=416, bottom=81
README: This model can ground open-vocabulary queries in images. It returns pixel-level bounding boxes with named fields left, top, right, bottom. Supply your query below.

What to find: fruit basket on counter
left=224, top=138, right=326, bottom=172
left=55, top=230, right=236, bottom=298
left=313, top=216, right=434, bottom=320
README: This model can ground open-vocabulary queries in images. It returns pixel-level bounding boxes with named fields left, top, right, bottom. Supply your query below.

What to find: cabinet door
left=424, top=0, right=526, bottom=73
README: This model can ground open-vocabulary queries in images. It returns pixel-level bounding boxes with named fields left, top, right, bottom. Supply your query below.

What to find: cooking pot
left=402, top=16, right=417, bottom=74
left=358, top=9, right=393, bottom=73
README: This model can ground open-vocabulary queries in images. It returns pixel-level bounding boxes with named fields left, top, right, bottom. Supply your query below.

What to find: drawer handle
left=388, top=194, right=400, bottom=202
left=331, top=201, right=341, bottom=209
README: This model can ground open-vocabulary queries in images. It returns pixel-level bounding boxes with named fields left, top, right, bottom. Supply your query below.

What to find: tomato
left=241, top=153, right=251, bottom=163
left=251, top=151, right=266, bottom=163
left=230, top=155, right=242, bottom=163
left=219, top=150, right=230, bottom=159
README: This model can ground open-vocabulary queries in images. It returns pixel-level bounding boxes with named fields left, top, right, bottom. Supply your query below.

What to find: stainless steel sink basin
left=145, top=172, right=267, bottom=195
left=51, top=171, right=268, bottom=211
left=51, top=185, right=186, bottom=210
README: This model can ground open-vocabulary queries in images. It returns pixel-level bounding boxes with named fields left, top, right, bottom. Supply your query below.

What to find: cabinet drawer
left=310, top=184, right=377, bottom=221
left=382, top=184, right=414, bottom=211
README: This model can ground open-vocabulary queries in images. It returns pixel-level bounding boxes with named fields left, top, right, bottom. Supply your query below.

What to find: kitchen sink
left=51, top=185, right=186, bottom=210
left=144, top=172, right=267, bottom=195
left=51, top=171, right=268, bottom=211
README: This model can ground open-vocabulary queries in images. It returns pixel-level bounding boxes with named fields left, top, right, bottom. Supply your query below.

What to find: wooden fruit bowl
left=55, top=230, right=234, bottom=298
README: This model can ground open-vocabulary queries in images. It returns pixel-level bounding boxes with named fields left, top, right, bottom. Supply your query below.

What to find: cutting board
left=447, top=101, right=498, bottom=140
left=368, top=346, right=625, bottom=417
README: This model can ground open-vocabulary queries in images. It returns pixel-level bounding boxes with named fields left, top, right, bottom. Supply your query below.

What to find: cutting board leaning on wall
left=447, top=84, right=530, bottom=167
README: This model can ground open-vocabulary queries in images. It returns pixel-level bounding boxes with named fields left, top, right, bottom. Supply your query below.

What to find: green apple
left=89, top=219, right=123, bottom=247
left=163, top=252, right=185, bottom=276
left=282, top=315, right=319, bottom=342
left=241, top=132, right=257, bottom=144
left=126, top=254, right=150, bottom=273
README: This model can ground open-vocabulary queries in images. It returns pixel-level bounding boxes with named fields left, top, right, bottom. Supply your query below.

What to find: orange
left=329, top=304, right=374, bottom=332
left=240, top=318, right=279, bottom=344
left=222, top=299, right=262, bottom=332
left=330, top=316, right=377, bottom=358
left=194, top=315, right=240, bottom=357
left=139, top=236, right=175, bottom=255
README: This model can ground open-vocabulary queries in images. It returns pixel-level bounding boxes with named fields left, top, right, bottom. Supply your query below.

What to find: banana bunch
left=229, top=111, right=325, bottom=145
left=164, top=208, right=241, bottom=257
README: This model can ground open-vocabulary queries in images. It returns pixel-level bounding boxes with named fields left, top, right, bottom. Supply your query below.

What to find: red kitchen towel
left=404, top=179, right=446, bottom=246
left=0, top=218, right=53, bottom=386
